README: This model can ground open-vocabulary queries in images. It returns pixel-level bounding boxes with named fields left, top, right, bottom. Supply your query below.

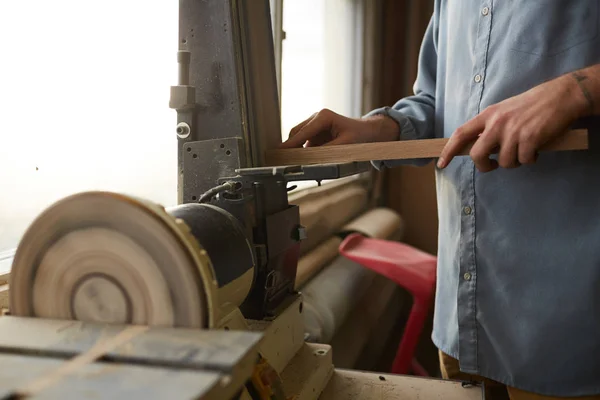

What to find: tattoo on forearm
left=572, top=72, right=595, bottom=114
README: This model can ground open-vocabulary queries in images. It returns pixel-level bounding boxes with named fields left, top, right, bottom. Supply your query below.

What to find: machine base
left=321, top=369, right=484, bottom=400
left=0, top=296, right=485, bottom=399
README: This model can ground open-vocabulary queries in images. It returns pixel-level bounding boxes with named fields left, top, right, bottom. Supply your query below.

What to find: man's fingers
left=288, top=113, right=316, bottom=138
left=305, top=131, right=334, bottom=147
left=498, top=137, right=520, bottom=169
left=518, top=139, right=539, bottom=165
left=280, top=109, right=335, bottom=148
left=322, top=135, right=354, bottom=146
left=280, top=113, right=317, bottom=148
left=438, top=114, right=486, bottom=168
left=470, top=131, right=500, bottom=173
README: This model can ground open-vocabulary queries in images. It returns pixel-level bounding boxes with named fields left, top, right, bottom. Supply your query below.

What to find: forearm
left=567, top=64, right=600, bottom=118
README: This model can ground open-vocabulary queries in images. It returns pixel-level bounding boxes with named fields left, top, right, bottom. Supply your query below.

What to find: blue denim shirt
left=368, top=0, right=600, bottom=396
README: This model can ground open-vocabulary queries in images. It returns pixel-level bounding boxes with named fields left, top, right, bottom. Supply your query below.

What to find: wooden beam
left=265, top=129, right=588, bottom=166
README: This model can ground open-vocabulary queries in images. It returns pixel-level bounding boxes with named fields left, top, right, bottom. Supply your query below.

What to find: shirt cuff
left=364, top=107, right=431, bottom=169
left=364, top=106, right=418, bottom=141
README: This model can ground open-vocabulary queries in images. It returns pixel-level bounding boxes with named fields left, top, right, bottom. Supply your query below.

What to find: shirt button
left=463, top=206, right=472, bottom=215
left=474, top=74, right=482, bottom=83
left=464, top=272, right=472, bottom=281
left=482, top=6, right=490, bottom=16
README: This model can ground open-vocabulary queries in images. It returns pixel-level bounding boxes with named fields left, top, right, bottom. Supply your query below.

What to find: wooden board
left=266, top=129, right=588, bottom=166
left=320, top=369, right=484, bottom=400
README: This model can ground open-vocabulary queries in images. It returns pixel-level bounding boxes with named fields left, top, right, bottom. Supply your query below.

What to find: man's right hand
left=279, top=108, right=400, bottom=148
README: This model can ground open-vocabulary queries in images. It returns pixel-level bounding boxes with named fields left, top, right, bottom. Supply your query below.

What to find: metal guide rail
left=0, top=317, right=261, bottom=399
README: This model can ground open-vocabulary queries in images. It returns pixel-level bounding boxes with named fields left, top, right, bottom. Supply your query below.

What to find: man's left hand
left=437, top=74, right=590, bottom=172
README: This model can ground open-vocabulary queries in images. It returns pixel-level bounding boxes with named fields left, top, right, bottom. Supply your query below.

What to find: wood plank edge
left=265, top=129, right=589, bottom=166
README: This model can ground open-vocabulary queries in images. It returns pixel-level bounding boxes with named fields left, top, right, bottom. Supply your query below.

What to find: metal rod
left=177, top=51, right=191, bottom=86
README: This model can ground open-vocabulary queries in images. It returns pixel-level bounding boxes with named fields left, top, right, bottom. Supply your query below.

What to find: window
left=280, top=0, right=365, bottom=191
left=280, top=0, right=364, bottom=139
left=0, top=1, right=178, bottom=255
left=0, top=1, right=365, bottom=254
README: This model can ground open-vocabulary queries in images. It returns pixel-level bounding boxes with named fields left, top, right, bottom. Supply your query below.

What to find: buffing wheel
left=10, top=192, right=220, bottom=328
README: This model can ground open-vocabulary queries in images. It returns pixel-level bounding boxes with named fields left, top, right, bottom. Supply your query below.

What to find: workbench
left=0, top=316, right=484, bottom=399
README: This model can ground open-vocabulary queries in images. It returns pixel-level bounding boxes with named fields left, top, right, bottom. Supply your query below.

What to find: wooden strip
left=16, top=325, right=149, bottom=396
left=266, top=129, right=588, bottom=166
left=0, top=353, right=223, bottom=400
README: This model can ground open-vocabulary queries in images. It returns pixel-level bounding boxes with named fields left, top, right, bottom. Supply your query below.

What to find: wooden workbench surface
left=320, top=369, right=484, bottom=400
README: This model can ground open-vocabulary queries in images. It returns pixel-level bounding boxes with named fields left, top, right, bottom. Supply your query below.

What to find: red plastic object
left=339, top=233, right=437, bottom=376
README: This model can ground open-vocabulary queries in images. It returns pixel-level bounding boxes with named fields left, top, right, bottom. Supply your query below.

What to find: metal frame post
left=171, top=0, right=282, bottom=204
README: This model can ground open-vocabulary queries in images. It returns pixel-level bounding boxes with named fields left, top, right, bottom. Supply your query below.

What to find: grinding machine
left=0, top=1, right=486, bottom=398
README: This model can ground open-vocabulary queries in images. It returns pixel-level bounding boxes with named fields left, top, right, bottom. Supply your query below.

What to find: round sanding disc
left=10, top=191, right=218, bottom=328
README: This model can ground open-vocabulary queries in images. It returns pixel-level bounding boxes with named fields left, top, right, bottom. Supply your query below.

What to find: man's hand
left=280, top=108, right=400, bottom=148
left=438, top=67, right=599, bottom=172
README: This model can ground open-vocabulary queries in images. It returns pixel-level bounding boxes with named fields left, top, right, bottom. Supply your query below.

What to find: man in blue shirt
left=282, top=1, right=600, bottom=399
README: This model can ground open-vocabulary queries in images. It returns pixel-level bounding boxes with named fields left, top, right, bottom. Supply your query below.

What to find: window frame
left=277, top=0, right=370, bottom=195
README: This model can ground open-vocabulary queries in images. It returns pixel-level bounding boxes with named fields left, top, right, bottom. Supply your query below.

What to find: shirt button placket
left=458, top=1, right=492, bottom=373
left=462, top=208, right=474, bottom=279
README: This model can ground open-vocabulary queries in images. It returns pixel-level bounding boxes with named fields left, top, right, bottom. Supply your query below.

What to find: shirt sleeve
left=367, top=10, right=439, bottom=168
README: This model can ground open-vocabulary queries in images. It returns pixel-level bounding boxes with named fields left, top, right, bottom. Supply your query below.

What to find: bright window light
left=0, top=0, right=363, bottom=254
left=280, top=0, right=364, bottom=192
left=0, top=1, right=178, bottom=253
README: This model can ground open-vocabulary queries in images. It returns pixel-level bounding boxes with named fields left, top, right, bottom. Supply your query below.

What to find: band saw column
left=171, top=0, right=282, bottom=204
